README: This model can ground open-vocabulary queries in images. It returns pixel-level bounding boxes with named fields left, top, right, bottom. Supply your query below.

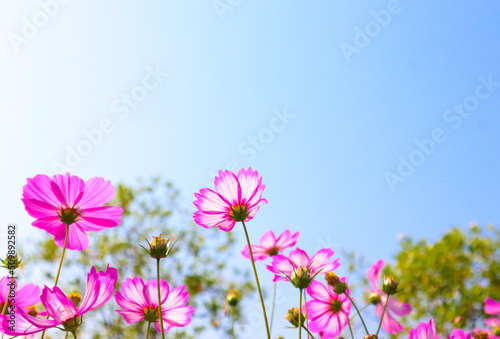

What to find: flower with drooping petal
left=448, top=329, right=471, bottom=339
left=193, top=168, right=267, bottom=232
left=305, top=279, right=351, bottom=338
left=486, top=298, right=500, bottom=315
left=409, top=319, right=438, bottom=339
left=266, top=247, right=340, bottom=286
left=115, top=276, right=195, bottom=333
left=241, top=229, right=299, bottom=261
left=1, top=265, right=117, bottom=336
left=22, top=173, right=123, bottom=251
left=366, top=259, right=412, bottom=335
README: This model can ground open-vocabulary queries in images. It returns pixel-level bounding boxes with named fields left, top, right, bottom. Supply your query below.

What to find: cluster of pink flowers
left=0, top=173, right=194, bottom=337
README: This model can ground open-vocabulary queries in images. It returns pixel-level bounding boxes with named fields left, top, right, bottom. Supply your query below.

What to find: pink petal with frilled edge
left=308, top=307, right=333, bottom=334
left=193, top=211, right=228, bottom=229
left=237, top=168, right=261, bottom=205
left=321, top=312, right=344, bottom=338
left=275, top=229, right=300, bottom=250
left=115, top=309, right=145, bottom=324
left=78, top=206, right=123, bottom=231
left=367, top=259, right=384, bottom=290
left=486, top=317, right=500, bottom=328
left=32, top=216, right=63, bottom=235
left=54, top=223, right=89, bottom=251
left=387, top=296, right=412, bottom=316
left=22, top=197, right=59, bottom=219
left=51, top=173, right=85, bottom=207
left=214, top=217, right=237, bottom=232
left=377, top=303, right=405, bottom=335
left=309, top=249, right=337, bottom=274
left=41, top=286, right=77, bottom=322
left=288, top=248, right=310, bottom=268
left=267, top=255, right=293, bottom=281
left=259, top=229, right=277, bottom=249
left=306, top=299, right=331, bottom=322
left=409, top=318, right=436, bottom=339
left=161, top=305, right=195, bottom=329
left=214, top=170, right=241, bottom=206
left=485, top=298, right=500, bottom=315
left=115, top=291, right=143, bottom=313
left=15, top=283, right=41, bottom=308
left=163, top=285, right=189, bottom=309
left=246, top=182, right=266, bottom=210
left=120, top=276, right=147, bottom=308
left=144, top=279, right=169, bottom=308
left=154, top=318, right=172, bottom=333
left=78, top=177, right=116, bottom=208
left=22, top=175, right=60, bottom=216
left=306, top=280, right=332, bottom=304
left=91, top=266, right=117, bottom=310
left=193, top=188, right=229, bottom=214
left=241, top=245, right=269, bottom=261
left=245, top=198, right=268, bottom=221
left=448, top=329, right=471, bottom=339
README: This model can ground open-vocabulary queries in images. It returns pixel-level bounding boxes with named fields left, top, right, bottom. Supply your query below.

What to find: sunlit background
left=1, top=1, right=499, bottom=338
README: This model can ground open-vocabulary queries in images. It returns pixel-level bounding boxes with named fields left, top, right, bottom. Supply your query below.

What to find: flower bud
left=1, top=254, right=22, bottom=271
left=333, top=280, right=347, bottom=295
left=364, top=335, right=378, bottom=339
left=290, top=267, right=313, bottom=289
left=367, top=291, right=382, bottom=305
left=284, top=307, right=306, bottom=328
left=325, top=272, right=340, bottom=288
left=226, top=289, right=240, bottom=307
left=143, top=234, right=175, bottom=260
left=494, top=327, right=500, bottom=337
left=381, top=276, right=399, bottom=295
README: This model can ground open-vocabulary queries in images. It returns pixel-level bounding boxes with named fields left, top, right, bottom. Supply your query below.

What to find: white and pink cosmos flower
left=366, top=259, right=412, bottom=335
left=266, top=247, right=340, bottom=283
left=241, top=229, right=299, bottom=261
left=409, top=318, right=439, bottom=339
left=193, top=168, right=267, bottom=232
left=478, top=298, right=500, bottom=339
left=22, top=173, right=123, bottom=251
left=115, top=276, right=195, bottom=333
left=305, top=278, right=351, bottom=339
left=1, top=266, right=117, bottom=336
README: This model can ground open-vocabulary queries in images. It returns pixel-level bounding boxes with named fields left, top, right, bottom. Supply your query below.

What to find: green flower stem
left=231, top=306, right=235, bottom=339
left=304, top=292, right=310, bottom=339
left=71, top=330, right=77, bottom=339
left=241, top=221, right=271, bottom=339
left=270, top=281, right=277, bottom=334
left=146, top=321, right=151, bottom=339
left=299, top=288, right=303, bottom=339
left=41, top=222, right=70, bottom=339
left=376, top=295, right=390, bottom=337
left=347, top=315, right=354, bottom=339
left=157, top=258, right=165, bottom=339
left=1, top=276, right=13, bottom=315
left=349, top=304, right=369, bottom=322
left=345, top=293, right=369, bottom=335
left=302, top=324, right=317, bottom=339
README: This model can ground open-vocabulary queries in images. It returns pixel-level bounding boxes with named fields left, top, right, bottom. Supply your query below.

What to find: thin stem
left=146, top=321, right=151, bottom=339
left=241, top=221, right=271, bottom=339
left=302, top=325, right=317, bottom=339
left=299, top=288, right=303, bottom=339
left=65, top=332, right=69, bottom=339
left=1, top=276, right=14, bottom=315
left=270, top=281, right=276, bottom=334
left=376, top=295, right=390, bottom=337
left=304, top=292, right=310, bottom=339
left=347, top=314, right=354, bottom=339
left=349, top=303, right=369, bottom=322
left=231, top=306, right=235, bottom=339
left=41, top=222, right=70, bottom=339
left=72, top=331, right=77, bottom=339
left=157, top=258, right=165, bottom=339
left=345, top=293, right=369, bottom=335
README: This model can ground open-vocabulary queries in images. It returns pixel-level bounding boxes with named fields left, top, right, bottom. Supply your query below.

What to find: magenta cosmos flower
left=486, top=298, right=500, bottom=315
left=409, top=319, right=439, bottom=339
left=266, top=247, right=340, bottom=284
left=193, top=168, right=267, bottom=231
left=115, top=276, right=195, bottom=333
left=305, top=279, right=351, bottom=338
left=366, top=259, right=411, bottom=335
left=241, top=229, right=300, bottom=261
left=2, top=265, right=117, bottom=336
left=22, top=173, right=123, bottom=251
left=448, top=329, right=471, bottom=339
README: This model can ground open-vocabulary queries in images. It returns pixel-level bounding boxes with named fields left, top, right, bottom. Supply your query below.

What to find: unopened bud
left=226, top=289, right=240, bottom=307
left=325, top=272, right=340, bottom=287
left=143, top=234, right=175, bottom=260
left=364, top=335, right=378, bottom=339
left=367, top=291, right=382, bottom=305
left=284, top=307, right=305, bottom=328
left=333, top=281, right=347, bottom=295
left=1, top=254, right=22, bottom=270
left=381, top=276, right=399, bottom=295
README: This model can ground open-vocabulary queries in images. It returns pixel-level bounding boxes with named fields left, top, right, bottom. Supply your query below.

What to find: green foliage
left=24, top=177, right=254, bottom=338
left=384, top=224, right=500, bottom=336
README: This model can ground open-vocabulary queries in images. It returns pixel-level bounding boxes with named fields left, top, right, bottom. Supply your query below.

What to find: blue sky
left=1, top=1, right=499, bottom=337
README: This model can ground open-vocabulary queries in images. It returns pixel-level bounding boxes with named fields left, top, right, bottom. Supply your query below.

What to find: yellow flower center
left=69, top=291, right=82, bottom=308
left=229, top=204, right=249, bottom=222
left=143, top=307, right=160, bottom=322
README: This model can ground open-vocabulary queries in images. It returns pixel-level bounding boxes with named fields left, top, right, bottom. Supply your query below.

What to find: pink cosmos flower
left=486, top=298, right=500, bottom=315
left=448, top=329, right=471, bottom=339
left=241, top=229, right=300, bottom=261
left=2, top=265, right=117, bottom=336
left=0, top=276, right=44, bottom=335
left=115, top=276, right=195, bottom=333
left=305, top=279, right=351, bottom=339
left=409, top=319, right=438, bottom=339
left=266, top=247, right=340, bottom=283
left=193, top=168, right=267, bottom=231
left=366, top=259, right=412, bottom=335
left=22, top=173, right=123, bottom=251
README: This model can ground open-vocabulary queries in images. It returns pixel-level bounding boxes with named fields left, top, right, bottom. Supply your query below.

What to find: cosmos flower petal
left=306, top=299, right=331, bottom=320
left=377, top=303, right=405, bottom=335
left=51, top=173, right=85, bottom=207
left=367, top=259, right=384, bottom=291
left=120, top=276, right=148, bottom=308
left=77, top=177, right=116, bottom=208
left=79, top=206, right=123, bottom=231
left=387, top=297, right=412, bottom=316
left=42, top=286, right=78, bottom=322
left=1, top=308, right=46, bottom=335
left=306, top=281, right=331, bottom=303
left=116, top=309, right=145, bottom=324
left=162, top=305, right=196, bottom=328
left=448, top=329, right=472, bottom=339
left=193, top=188, right=228, bottom=213
left=241, top=245, right=269, bottom=261
left=32, top=216, right=63, bottom=236
left=163, top=285, right=189, bottom=309
left=485, top=298, right=500, bottom=315
left=288, top=248, right=310, bottom=268
left=409, top=318, right=437, bottom=339
left=485, top=317, right=500, bottom=328
left=54, top=223, right=89, bottom=251
left=115, top=291, right=143, bottom=312
left=214, top=170, right=241, bottom=206
left=14, top=283, right=41, bottom=308
left=144, top=279, right=169, bottom=307
left=275, top=229, right=300, bottom=250
left=259, top=229, right=276, bottom=249
left=237, top=168, right=261, bottom=204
